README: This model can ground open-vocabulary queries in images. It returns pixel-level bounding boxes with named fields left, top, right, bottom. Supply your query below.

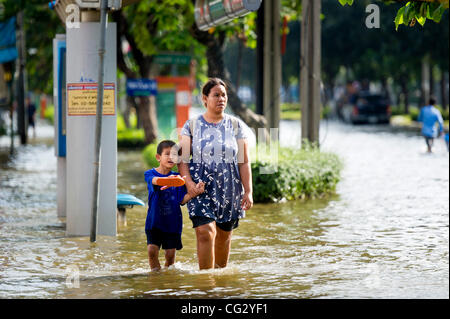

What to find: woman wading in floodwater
left=178, top=78, right=253, bottom=270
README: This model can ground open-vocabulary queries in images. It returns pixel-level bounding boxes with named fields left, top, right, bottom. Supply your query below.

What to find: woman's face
left=203, top=84, right=227, bottom=114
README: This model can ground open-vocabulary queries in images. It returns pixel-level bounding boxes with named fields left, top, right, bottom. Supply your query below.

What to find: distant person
left=144, top=140, right=205, bottom=271
left=418, top=97, right=444, bottom=153
left=26, top=96, right=36, bottom=138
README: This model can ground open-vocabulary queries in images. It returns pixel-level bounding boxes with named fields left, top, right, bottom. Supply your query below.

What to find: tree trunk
left=429, top=65, right=435, bottom=98
left=381, top=77, right=391, bottom=105
left=401, top=78, right=409, bottom=114
left=236, top=37, right=243, bottom=92
left=441, top=71, right=448, bottom=111
left=190, top=25, right=267, bottom=134
left=137, top=96, right=158, bottom=144
left=420, top=56, right=430, bottom=107
left=113, top=10, right=158, bottom=145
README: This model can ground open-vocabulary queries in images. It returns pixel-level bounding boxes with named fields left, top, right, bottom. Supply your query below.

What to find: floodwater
left=0, top=117, right=448, bottom=299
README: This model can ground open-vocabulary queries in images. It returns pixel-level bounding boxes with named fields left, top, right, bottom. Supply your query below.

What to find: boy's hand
left=196, top=181, right=205, bottom=194
left=185, top=181, right=205, bottom=200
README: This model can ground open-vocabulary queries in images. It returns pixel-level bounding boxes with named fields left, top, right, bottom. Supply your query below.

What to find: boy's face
left=156, top=147, right=179, bottom=169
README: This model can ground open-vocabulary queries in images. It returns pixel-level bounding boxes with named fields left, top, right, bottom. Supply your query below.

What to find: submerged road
left=0, top=118, right=448, bottom=298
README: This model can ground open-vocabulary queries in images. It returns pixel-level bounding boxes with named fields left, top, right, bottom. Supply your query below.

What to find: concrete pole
left=257, top=0, right=281, bottom=137
left=90, top=0, right=109, bottom=242
left=300, top=0, right=321, bottom=146
left=66, top=21, right=117, bottom=237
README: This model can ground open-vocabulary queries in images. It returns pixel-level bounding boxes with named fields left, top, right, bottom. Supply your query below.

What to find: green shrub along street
left=251, top=143, right=342, bottom=203
left=142, top=141, right=343, bottom=203
left=117, top=113, right=147, bottom=148
left=43, top=104, right=54, bottom=125
left=280, top=103, right=332, bottom=121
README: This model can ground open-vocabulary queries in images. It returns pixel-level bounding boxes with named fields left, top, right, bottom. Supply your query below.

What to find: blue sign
left=126, top=79, right=157, bottom=97
left=0, top=17, right=18, bottom=64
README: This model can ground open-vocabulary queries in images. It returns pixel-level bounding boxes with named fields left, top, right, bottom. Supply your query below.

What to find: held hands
left=186, top=179, right=205, bottom=198
left=161, top=176, right=205, bottom=199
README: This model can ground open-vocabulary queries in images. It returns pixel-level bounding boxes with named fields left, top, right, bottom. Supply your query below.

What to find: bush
left=142, top=143, right=160, bottom=169
left=390, top=105, right=405, bottom=116
left=280, top=103, right=332, bottom=121
left=117, top=113, right=146, bottom=148
left=436, top=105, right=449, bottom=121
left=44, top=105, right=54, bottom=124
left=251, top=143, right=342, bottom=203
left=117, top=128, right=146, bottom=148
left=410, top=107, right=420, bottom=121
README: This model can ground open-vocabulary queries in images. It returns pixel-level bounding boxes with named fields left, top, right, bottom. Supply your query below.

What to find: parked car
left=339, top=92, right=391, bottom=124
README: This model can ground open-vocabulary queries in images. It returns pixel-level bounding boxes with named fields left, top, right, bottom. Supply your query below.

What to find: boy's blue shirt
left=418, top=105, right=444, bottom=138
left=144, top=168, right=187, bottom=234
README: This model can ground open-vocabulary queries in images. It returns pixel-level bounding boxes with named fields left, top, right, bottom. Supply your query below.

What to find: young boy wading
left=144, top=140, right=205, bottom=271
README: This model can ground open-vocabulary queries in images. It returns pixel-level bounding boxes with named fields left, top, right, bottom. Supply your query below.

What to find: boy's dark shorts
left=145, top=228, right=183, bottom=250
left=190, top=216, right=239, bottom=232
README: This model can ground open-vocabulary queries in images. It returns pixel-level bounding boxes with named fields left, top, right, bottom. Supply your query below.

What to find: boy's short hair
left=429, top=96, right=436, bottom=106
left=157, top=140, right=176, bottom=155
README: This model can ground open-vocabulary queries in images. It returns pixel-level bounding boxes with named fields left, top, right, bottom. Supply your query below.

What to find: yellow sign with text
left=67, top=83, right=115, bottom=116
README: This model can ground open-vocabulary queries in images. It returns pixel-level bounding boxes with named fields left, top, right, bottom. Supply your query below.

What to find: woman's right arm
left=178, top=135, right=201, bottom=196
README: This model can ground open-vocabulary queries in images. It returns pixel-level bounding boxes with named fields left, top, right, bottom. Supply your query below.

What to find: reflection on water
left=0, top=120, right=448, bottom=298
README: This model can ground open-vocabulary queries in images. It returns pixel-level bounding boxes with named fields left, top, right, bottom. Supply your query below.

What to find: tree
left=112, top=0, right=204, bottom=144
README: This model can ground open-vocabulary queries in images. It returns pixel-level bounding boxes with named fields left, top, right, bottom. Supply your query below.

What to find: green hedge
left=142, top=142, right=342, bottom=203
left=43, top=105, right=54, bottom=124
left=117, top=113, right=146, bottom=148
left=280, top=103, right=332, bottom=121
left=251, top=144, right=342, bottom=202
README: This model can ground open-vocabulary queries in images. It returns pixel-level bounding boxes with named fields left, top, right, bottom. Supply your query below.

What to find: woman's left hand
left=241, top=192, right=253, bottom=211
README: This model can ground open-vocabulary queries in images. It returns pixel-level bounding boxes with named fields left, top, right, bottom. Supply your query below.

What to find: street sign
left=195, top=0, right=262, bottom=31
left=154, top=54, right=191, bottom=65
left=126, top=78, right=157, bottom=97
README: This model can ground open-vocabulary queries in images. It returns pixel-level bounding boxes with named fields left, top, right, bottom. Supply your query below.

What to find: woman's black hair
left=202, top=78, right=227, bottom=97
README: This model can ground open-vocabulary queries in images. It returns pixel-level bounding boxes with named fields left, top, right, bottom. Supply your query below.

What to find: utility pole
left=256, top=0, right=281, bottom=136
left=300, top=0, right=321, bottom=146
left=90, top=0, right=108, bottom=242
left=16, top=10, right=27, bottom=145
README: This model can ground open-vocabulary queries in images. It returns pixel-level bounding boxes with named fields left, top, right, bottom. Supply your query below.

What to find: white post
left=53, top=34, right=67, bottom=218
left=66, top=22, right=117, bottom=237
